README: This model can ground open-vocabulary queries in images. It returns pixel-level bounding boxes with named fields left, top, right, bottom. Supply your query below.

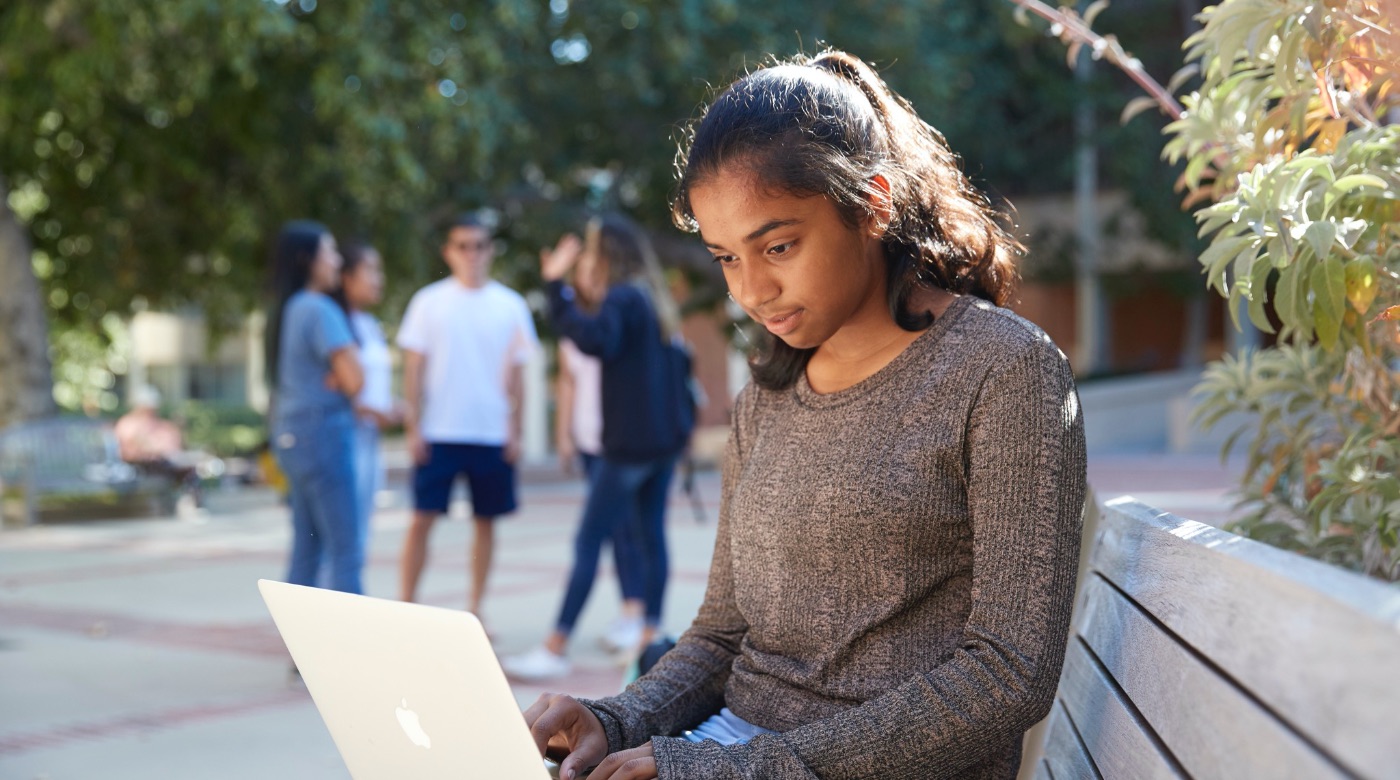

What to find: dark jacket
left=547, top=280, right=682, bottom=463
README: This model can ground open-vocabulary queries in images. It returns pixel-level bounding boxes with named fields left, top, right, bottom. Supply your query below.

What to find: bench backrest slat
left=1094, top=500, right=1400, bottom=779
left=1034, top=498, right=1400, bottom=780
left=1058, top=636, right=1184, bottom=780
left=1036, top=700, right=1101, bottom=780
left=1078, top=573, right=1345, bottom=779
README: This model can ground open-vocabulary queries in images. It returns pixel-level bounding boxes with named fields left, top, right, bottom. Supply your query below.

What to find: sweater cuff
left=654, top=733, right=817, bottom=780
left=652, top=736, right=706, bottom=778
left=576, top=697, right=628, bottom=755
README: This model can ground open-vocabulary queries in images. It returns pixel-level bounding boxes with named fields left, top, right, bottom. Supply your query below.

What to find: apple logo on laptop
left=396, top=699, right=432, bottom=749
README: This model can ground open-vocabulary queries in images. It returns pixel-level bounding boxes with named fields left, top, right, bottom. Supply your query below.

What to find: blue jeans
left=352, top=420, right=381, bottom=544
left=578, top=453, right=644, bottom=604
left=555, top=455, right=676, bottom=634
left=274, top=408, right=363, bottom=594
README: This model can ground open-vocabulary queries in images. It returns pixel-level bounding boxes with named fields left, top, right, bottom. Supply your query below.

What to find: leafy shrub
left=1013, top=0, right=1398, bottom=579
left=1168, top=1, right=1399, bottom=580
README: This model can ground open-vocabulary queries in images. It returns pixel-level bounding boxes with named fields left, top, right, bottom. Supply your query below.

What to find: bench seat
left=0, top=417, right=176, bottom=525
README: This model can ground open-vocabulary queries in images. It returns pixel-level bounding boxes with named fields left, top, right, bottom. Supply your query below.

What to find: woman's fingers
left=556, top=233, right=582, bottom=256
left=525, top=694, right=608, bottom=773
left=586, top=743, right=658, bottom=780
left=521, top=692, right=555, bottom=728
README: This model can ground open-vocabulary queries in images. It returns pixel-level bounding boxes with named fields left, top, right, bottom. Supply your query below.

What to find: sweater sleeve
left=546, top=281, right=630, bottom=361
left=578, top=384, right=758, bottom=752
left=647, top=338, right=1087, bottom=779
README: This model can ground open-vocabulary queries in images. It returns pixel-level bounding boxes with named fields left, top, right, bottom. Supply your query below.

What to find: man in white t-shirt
left=396, top=214, right=539, bottom=621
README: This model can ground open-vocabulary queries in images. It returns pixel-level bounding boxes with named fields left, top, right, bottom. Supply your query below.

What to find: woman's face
left=307, top=233, right=343, bottom=293
left=576, top=245, right=609, bottom=305
left=342, top=249, right=384, bottom=309
left=690, top=165, right=890, bottom=352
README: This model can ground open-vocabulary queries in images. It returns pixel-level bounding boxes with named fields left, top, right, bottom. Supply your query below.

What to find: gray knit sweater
left=583, top=295, right=1087, bottom=779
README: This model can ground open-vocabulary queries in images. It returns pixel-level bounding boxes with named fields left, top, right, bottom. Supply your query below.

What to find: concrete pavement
left=0, top=453, right=1241, bottom=779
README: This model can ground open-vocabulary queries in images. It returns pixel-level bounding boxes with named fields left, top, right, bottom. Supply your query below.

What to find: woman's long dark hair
left=671, top=50, right=1022, bottom=390
left=588, top=213, right=682, bottom=341
left=266, top=220, right=331, bottom=386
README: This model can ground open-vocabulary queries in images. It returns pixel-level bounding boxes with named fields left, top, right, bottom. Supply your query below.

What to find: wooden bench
left=0, top=417, right=177, bottom=526
left=1020, top=497, right=1400, bottom=779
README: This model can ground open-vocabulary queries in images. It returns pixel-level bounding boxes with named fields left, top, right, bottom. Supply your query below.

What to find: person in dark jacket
left=504, top=214, right=688, bottom=682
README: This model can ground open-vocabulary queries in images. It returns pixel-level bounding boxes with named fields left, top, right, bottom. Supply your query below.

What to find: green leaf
left=1325, top=174, right=1389, bottom=214
left=1312, top=255, right=1347, bottom=320
left=1301, top=220, right=1336, bottom=262
left=1310, top=256, right=1346, bottom=350
left=1345, top=256, right=1379, bottom=315
left=1330, top=173, right=1389, bottom=194
left=1247, top=256, right=1276, bottom=333
left=1201, top=235, right=1255, bottom=294
left=1275, top=258, right=1314, bottom=339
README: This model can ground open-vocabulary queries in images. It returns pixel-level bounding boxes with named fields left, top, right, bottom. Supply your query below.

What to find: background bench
left=1020, top=497, right=1400, bottom=779
left=0, top=417, right=177, bottom=526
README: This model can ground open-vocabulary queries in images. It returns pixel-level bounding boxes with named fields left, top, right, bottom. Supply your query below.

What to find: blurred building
left=126, top=310, right=269, bottom=412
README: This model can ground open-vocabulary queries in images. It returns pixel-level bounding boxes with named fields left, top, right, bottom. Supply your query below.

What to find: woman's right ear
left=866, top=174, right=894, bottom=237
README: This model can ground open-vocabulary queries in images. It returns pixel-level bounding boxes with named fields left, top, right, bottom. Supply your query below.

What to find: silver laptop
left=258, top=579, right=554, bottom=779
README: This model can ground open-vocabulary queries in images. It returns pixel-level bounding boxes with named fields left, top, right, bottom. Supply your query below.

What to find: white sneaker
left=502, top=646, right=571, bottom=682
left=600, top=617, right=644, bottom=654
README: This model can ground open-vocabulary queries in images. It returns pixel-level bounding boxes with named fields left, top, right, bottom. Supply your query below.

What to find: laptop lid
left=258, top=580, right=551, bottom=780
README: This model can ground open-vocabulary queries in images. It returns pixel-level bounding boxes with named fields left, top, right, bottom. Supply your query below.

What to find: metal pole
left=1074, top=1, right=1105, bottom=375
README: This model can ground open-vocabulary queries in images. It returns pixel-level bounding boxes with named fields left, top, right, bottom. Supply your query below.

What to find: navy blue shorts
left=413, top=443, right=517, bottom=518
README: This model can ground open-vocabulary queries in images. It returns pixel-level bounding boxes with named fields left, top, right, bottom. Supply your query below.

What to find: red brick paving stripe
left=0, top=518, right=707, bottom=588
left=0, top=688, right=310, bottom=756
left=0, top=603, right=289, bottom=658
left=1, top=550, right=282, bottom=588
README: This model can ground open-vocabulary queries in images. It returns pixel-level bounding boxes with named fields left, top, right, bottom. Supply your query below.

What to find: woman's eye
left=767, top=242, right=794, bottom=256
left=712, top=254, right=738, bottom=266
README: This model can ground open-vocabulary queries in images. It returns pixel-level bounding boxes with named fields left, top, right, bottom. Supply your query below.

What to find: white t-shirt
left=351, top=311, right=394, bottom=416
left=559, top=338, right=602, bottom=456
left=397, top=278, right=538, bottom=445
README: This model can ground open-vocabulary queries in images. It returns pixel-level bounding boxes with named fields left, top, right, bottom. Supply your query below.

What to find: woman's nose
left=730, top=261, right=777, bottom=311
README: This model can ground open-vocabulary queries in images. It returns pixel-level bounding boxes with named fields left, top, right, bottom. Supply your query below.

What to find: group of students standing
left=265, top=211, right=688, bottom=674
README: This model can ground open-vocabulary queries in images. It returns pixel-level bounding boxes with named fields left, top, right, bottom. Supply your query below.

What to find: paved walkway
left=0, top=453, right=1240, bottom=779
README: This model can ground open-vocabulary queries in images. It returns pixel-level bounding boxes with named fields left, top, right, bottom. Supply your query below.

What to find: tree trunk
left=0, top=171, right=55, bottom=429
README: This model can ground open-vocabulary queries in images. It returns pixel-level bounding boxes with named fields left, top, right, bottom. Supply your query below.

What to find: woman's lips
left=763, top=309, right=803, bottom=336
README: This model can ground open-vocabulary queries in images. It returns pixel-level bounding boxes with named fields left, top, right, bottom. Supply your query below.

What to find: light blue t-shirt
left=276, top=290, right=355, bottom=419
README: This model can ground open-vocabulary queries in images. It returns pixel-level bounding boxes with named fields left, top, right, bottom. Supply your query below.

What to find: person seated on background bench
left=523, top=51, right=1087, bottom=780
left=113, top=385, right=205, bottom=509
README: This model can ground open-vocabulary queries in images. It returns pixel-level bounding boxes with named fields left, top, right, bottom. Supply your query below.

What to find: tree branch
left=1006, top=0, right=1185, bottom=121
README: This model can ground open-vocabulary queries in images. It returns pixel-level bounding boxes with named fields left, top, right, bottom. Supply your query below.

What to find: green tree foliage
left=1, top=0, right=1194, bottom=418
left=0, top=0, right=532, bottom=333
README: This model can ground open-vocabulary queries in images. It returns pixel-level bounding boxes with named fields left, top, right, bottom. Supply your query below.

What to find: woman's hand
left=540, top=234, right=584, bottom=282
left=524, top=693, right=610, bottom=780
left=587, top=742, right=658, bottom=780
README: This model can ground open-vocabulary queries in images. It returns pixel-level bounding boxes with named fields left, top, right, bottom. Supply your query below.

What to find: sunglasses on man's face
left=451, top=240, right=492, bottom=252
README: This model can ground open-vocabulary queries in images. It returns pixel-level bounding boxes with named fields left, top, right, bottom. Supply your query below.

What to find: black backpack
left=662, top=335, right=698, bottom=456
